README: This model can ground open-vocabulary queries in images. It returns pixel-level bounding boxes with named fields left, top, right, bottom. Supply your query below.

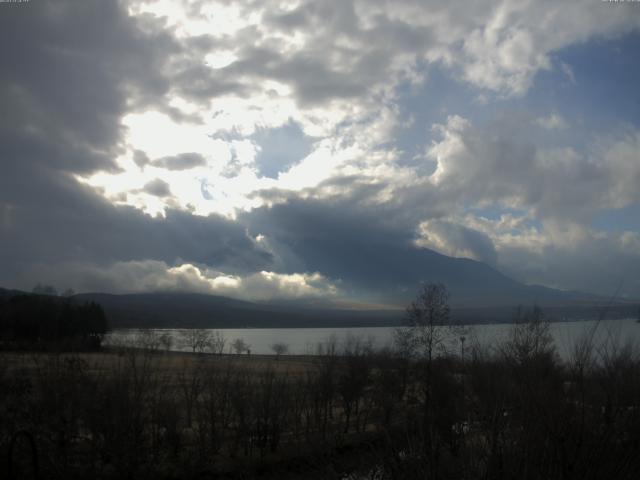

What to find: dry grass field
left=1, top=349, right=317, bottom=375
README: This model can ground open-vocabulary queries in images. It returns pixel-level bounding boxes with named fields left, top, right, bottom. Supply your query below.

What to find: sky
left=1, top=0, right=640, bottom=307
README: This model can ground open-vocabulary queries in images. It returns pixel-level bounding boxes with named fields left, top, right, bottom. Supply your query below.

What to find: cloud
left=0, top=170, right=274, bottom=292
left=415, top=219, right=498, bottom=266
left=238, top=113, right=640, bottom=299
left=24, top=260, right=339, bottom=301
left=427, top=115, right=640, bottom=223
left=152, top=152, right=207, bottom=170
left=143, top=178, right=172, bottom=197
left=535, top=113, right=568, bottom=130
left=158, top=0, right=640, bottom=107
left=133, top=150, right=151, bottom=168
left=2, top=0, right=640, bottom=303
left=0, top=0, right=238, bottom=287
left=71, top=1, right=640, bottom=220
left=460, top=214, right=640, bottom=298
left=0, top=0, right=179, bottom=172
left=241, top=180, right=488, bottom=303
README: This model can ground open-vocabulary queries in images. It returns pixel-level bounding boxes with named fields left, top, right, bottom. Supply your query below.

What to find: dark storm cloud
left=0, top=168, right=272, bottom=289
left=241, top=179, right=516, bottom=304
left=0, top=0, right=273, bottom=291
left=2, top=0, right=640, bottom=302
left=0, top=1, right=178, bottom=173
left=244, top=179, right=640, bottom=304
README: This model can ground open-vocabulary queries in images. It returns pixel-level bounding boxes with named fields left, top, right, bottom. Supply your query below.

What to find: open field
left=1, top=349, right=319, bottom=377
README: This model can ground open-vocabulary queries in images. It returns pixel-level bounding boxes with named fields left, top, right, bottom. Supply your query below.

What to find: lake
left=104, top=318, right=640, bottom=360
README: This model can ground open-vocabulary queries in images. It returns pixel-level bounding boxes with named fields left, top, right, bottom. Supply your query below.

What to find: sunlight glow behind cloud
left=4, top=0, right=640, bottom=300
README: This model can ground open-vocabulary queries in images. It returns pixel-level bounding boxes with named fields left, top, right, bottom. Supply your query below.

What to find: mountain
left=0, top=287, right=24, bottom=300
left=73, top=292, right=403, bottom=328
left=2, top=244, right=638, bottom=328
left=278, top=239, right=617, bottom=308
left=2, top=285, right=638, bottom=329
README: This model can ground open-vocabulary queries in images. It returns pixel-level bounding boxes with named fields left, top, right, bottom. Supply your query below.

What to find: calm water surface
left=105, top=318, right=640, bottom=360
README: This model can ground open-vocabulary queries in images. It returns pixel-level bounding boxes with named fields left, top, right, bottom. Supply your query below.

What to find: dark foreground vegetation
left=2, top=318, right=640, bottom=479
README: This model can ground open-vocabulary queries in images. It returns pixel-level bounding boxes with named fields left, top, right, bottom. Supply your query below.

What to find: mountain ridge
left=2, top=286, right=638, bottom=329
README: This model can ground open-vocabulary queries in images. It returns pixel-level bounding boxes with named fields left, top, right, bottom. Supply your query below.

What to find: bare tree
left=501, top=305, right=555, bottom=364
left=134, top=329, right=162, bottom=352
left=271, top=342, right=289, bottom=359
left=394, top=283, right=464, bottom=475
left=158, top=332, right=173, bottom=352
left=180, top=329, right=212, bottom=354
left=231, top=338, right=249, bottom=355
left=396, top=283, right=463, bottom=362
left=208, top=330, right=226, bottom=355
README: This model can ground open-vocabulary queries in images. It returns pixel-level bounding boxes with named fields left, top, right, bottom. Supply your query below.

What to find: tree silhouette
left=271, top=342, right=289, bottom=358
